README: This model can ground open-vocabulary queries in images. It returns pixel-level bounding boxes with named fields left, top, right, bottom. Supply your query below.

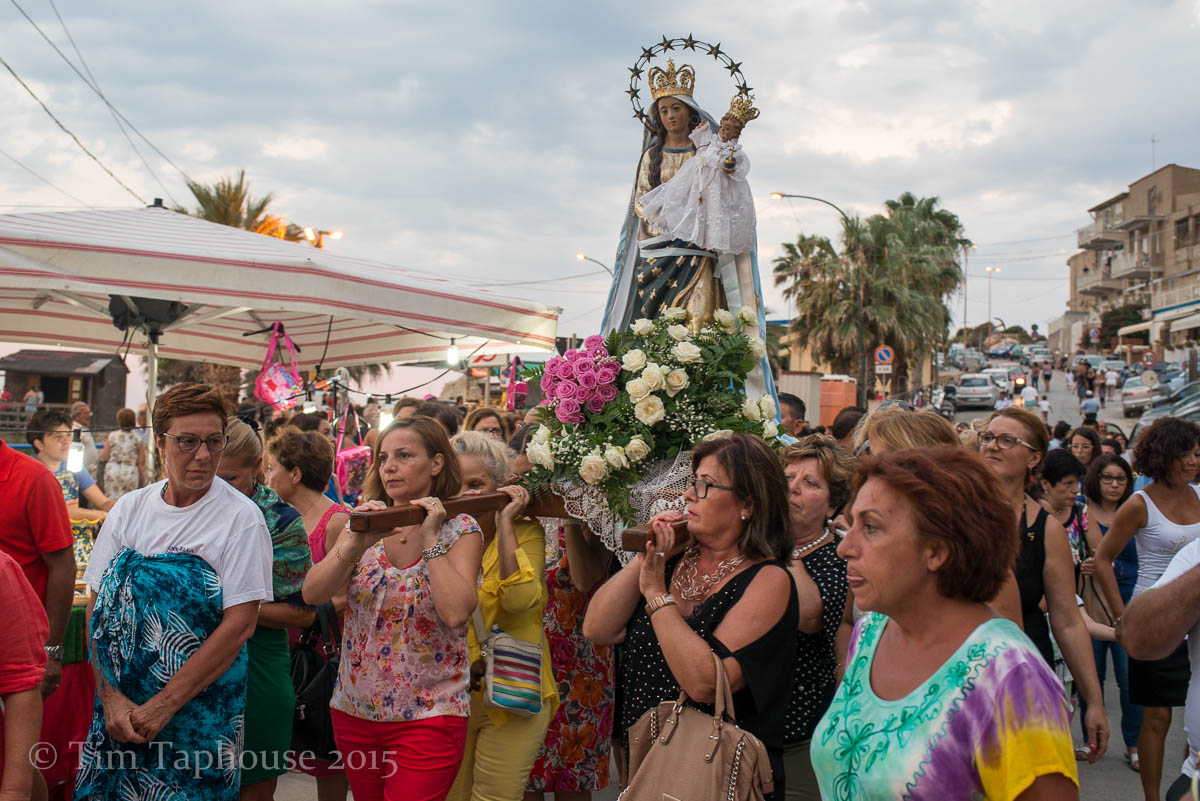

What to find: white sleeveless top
left=1133, top=485, right=1200, bottom=595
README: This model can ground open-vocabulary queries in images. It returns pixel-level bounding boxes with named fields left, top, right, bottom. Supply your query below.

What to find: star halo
left=627, top=34, right=753, bottom=131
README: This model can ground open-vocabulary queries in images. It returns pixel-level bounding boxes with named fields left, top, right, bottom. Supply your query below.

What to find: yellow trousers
left=446, top=691, right=552, bottom=801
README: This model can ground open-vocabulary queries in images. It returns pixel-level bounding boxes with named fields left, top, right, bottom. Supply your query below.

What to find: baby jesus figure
left=638, top=94, right=759, bottom=256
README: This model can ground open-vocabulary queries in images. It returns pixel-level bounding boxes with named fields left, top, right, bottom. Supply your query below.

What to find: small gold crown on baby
left=726, top=93, right=760, bottom=125
left=648, top=59, right=696, bottom=100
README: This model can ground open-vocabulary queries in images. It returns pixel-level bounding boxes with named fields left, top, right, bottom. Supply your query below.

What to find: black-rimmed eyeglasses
left=690, top=476, right=734, bottom=499
left=162, top=433, right=229, bottom=454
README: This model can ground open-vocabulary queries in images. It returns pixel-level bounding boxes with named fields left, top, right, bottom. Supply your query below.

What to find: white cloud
left=261, top=134, right=328, bottom=161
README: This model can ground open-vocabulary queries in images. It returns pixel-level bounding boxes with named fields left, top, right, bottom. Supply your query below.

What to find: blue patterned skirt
left=75, top=548, right=248, bottom=800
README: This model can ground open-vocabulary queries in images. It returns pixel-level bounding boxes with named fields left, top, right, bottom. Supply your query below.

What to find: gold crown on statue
left=725, top=94, right=760, bottom=125
left=648, top=59, right=696, bottom=101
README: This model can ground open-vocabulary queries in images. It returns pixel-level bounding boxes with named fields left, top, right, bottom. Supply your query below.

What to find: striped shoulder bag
left=470, top=609, right=544, bottom=717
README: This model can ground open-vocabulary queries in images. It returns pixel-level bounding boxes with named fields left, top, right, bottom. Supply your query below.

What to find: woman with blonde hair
left=851, top=406, right=959, bottom=455
left=218, top=418, right=314, bottom=800
left=445, top=431, right=556, bottom=801
left=303, top=417, right=484, bottom=801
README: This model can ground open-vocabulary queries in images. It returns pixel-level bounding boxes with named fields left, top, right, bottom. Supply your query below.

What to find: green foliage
left=1101, top=303, right=1149, bottom=343
left=773, top=192, right=968, bottom=385
left=520, top=312, right=779, bottom=526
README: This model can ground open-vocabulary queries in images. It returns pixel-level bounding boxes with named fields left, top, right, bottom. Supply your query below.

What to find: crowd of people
left=7, top=379, right=1200, bottom=801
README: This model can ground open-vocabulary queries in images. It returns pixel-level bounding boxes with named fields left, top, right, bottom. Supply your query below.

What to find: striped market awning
left=0, top=206, right=559, bottom=370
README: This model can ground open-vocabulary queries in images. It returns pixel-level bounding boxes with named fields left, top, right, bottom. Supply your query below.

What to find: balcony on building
left=1110, top=250, right=1160, bottom=280
left=1115, top=213, right=1162, bottom=232
left=1077, top=264, right=1122, bottom=296
left=1077, top=219, right=1126, bottom=250
left=1078, top=194, right=1128, bottom=249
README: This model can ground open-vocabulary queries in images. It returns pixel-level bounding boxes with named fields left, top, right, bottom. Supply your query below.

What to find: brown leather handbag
left=622, top=652, right=774, bottom=801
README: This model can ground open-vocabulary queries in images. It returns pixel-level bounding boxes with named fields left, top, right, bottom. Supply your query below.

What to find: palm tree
left=775, top=194, right=968, bottom=394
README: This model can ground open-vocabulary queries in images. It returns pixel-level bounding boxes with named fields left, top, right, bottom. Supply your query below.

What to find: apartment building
left=1063, top=163, right=1200, bottom=358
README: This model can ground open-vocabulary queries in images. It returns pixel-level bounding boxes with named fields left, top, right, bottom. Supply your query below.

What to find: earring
left=740, top=514, right=747, bottom=521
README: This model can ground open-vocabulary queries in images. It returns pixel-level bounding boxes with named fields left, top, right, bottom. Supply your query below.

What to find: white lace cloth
left=638, top=126, right=756, bottom=254
left=557, top=451, right=693, bottom=565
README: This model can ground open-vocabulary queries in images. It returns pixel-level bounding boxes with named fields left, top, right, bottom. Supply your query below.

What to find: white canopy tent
left=0, top=206, right=559, bottom=412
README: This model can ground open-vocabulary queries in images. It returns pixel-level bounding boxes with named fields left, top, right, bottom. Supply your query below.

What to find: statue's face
left=656, top=97, right=691, bottom=134
left=719, top=115, right=744, bottom=142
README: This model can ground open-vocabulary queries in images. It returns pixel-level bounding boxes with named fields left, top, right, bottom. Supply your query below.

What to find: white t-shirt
left=84, top=478, right=273, bottom=609
left=993, top=398, right=1012, bottom=409
left=1021, top=386, right=1038, bottom=405
left=1039, top=399, right=1053, bottom=415
left=1148, top=540, right=1200, bottom=777
left=1106, top=370, right=1120, bottom=387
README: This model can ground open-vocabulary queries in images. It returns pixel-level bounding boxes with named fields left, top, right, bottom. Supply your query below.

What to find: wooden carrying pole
left=348, top=492, right=570, bottom=534
left=350, top=492, right=688, bottom=552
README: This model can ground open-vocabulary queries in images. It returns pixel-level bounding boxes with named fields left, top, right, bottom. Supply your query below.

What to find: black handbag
left=290, top=601, right=341, bottom=760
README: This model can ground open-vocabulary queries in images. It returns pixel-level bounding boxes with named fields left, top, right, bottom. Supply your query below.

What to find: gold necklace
left=671, top=545, right=746, bottom=602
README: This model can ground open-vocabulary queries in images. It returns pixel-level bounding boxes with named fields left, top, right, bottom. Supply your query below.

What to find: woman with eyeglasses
left=1069, top=426, right=1103, bottom=470
left=979, top=407, right=1110, bottom=764
left=463, top=406, right=510, bottom=442
left=584, top=433, right=797, bottom=800
left=1079, top=454, right=1143, bottom=771
left=1094, top=417, right=1200, bottom=801
left=76, top=383, right=275, bottom=800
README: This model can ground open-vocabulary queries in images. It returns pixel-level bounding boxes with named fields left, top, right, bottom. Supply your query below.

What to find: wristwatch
left=45, top=645, right=64, bottom=660
left=644, top=593, right=677, bottom=617
left=422, top=542, right=450, bottom=562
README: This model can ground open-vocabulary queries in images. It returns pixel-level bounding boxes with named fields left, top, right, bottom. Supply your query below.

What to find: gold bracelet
left=333, top=543, right=359, bottom=567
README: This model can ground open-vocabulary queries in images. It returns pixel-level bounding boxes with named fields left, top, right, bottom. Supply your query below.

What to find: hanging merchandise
left=335, top=405, right=371, bottom=503
left=254, top=323, right=303, bottom=411
left=502, top=356, right=528, bottom=411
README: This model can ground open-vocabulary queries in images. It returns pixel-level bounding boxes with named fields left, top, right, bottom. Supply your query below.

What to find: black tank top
left=1014, top=503, right=1054, bottom=666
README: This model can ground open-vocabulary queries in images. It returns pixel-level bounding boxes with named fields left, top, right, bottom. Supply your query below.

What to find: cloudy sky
left=2, top=0, right=1198, bottom=380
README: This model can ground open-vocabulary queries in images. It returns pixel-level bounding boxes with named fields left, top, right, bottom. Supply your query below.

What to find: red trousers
left=330, top=708, right=467, bottom=801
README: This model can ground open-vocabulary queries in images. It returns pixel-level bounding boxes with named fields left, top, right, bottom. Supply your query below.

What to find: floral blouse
left=331, top=513, right=481, bottom=722
left=812, top=613, right=1077, bottom=801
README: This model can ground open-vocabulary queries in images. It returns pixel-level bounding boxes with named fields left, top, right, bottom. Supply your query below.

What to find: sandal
left=1126, top=750, right=1140, bottom=772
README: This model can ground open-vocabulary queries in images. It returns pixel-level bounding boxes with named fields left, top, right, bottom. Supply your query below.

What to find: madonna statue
left=600, top=58, right=776, bottom=399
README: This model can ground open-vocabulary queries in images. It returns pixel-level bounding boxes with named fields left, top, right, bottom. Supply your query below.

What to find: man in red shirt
left=0, top=439, right=73, bottom=697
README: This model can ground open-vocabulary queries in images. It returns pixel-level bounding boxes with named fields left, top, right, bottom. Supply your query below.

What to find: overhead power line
left=0, top=144, right=92, bottom=206
left=0, top=54, right=144, bottom=202
left=39, top=0, right=179, bottom=205
left=6, top=0, right=193, bottom=187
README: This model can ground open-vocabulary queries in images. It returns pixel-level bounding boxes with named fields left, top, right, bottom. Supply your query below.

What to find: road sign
left=1089, top=328, right=1101, bottom=339
left=875, top=364, right=893, bottom=374
left=1142, top=351, right=1158, bottom=367
left=874, top=345, right=895, bottom=365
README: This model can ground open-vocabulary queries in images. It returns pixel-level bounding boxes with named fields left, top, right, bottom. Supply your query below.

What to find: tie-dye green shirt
left=249, top=482, right=311, bottom=600
left=812, top=612, right=1077, bottom=801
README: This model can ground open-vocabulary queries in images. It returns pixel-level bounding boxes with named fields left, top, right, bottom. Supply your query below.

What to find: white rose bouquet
left=523, top=315, right=780, bottom=523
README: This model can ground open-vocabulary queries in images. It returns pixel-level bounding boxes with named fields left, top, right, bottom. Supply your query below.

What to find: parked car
left=988, top=343, right=1015, bottom=359
left=1121, top=376, right=1152, bottom=417
left=1150, top=379, right=1200, bottom=410
left=1031, top=347, right=1053, bottom=365
left=1139, top=394, right=1200, bottom=427
left=982, top=367, right=1012, bottom=393
left=963, top=349, right=986, bottom=372
left=957, top=373, right=999, bottom=408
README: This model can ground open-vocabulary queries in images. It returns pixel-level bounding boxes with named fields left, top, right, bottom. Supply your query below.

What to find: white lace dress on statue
left=637, top=125, right=756, bottom=255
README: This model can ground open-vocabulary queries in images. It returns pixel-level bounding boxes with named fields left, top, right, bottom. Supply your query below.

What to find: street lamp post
left=771, top=192, right=867, bottom=406
left=962, top=244, right=976, bottom=357
left=986, top=265, right=1000, bottom=348
left=304, top=228, right=343, bottom=249
left=575, top=252, right=614, bottom=277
